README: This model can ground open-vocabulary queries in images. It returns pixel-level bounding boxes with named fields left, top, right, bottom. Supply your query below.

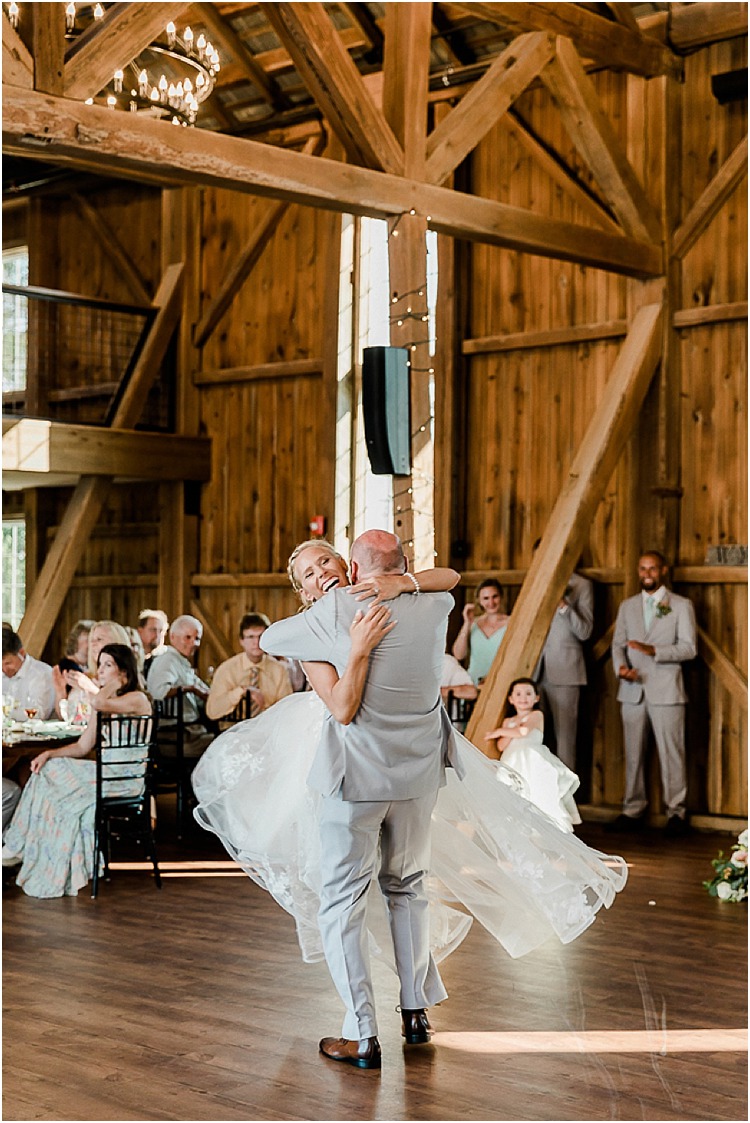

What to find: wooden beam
left=193, top=135, right=321, bottom=348
left=193, top=2, right=289, bottom=112
left=2, top=86, right=664, bottom=279
left=672, top=137, right=748, bottom=261
left=425, top=32, right=555, bottom=186
left=262, top=1, right=404, bottom=174
left=1, top=419, right=210, bottom=480
left=382, top=3, right=432, bottom=179
left=110, top=263, right=184, bottom=426
left=501, top=110, right=621, bottom=234
left=451, top=2, right=681, bottom=78
left=465, top=301, right=664, bottom=748
left=17, top=262, right=184, bottom=656
left=698, top=626, right=748, bottom=712
left=673, top=302, right=748, bottom=329
left=19, top=477, right=113, bottom=657
left=64, top=2, right=190, bottom=100
left=192, top=573, right=299, bottom=588
left=189, top=598, right=235, bottom=664
left=2, top=12, right=32, bottom=88
left=32, top=4, right=65, bottom=95
left=71, top=192, right=151, bottom=305
left=463, top=319, right=627, bottom=355
left=542, top=37, right=662, bottom=244
left=194, top=360, right=323, bottom=387
left=604, top=3, right=640, bottom=35
left=639, top=2, right=748, bottom=51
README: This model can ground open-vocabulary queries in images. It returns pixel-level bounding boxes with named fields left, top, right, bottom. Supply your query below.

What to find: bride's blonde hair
left=286, top=539, right=349, bottom=605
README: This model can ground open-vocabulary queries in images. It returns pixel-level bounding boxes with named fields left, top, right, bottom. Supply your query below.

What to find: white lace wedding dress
left=193, top=693, right=627, bottom=965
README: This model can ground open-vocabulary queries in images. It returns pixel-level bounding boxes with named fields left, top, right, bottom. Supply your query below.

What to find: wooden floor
left=3, top=811, right=747, bottom=1123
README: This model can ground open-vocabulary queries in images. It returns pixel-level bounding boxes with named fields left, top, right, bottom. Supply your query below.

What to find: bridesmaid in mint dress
left=452, top=578, right=509, bottom=685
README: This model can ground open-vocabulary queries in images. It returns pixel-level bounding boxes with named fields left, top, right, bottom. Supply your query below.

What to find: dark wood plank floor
left=3, top=812, right=747, bottom=1122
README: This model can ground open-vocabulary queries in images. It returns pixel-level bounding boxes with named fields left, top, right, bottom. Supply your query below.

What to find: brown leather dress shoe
left=319, top=1036, right=382, bottom=1069
left=401, top=1008, right=432, bottom=1045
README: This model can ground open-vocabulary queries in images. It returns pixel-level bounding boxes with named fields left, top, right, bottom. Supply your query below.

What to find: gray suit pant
left=318, top=787, right=447, bottom=1040
left=540, top=682, right=580, bottom=771
left=620, top=701, right=687, bottom=818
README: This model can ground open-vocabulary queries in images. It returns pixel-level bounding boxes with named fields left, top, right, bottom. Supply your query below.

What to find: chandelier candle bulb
left=113, top=70, right=123, bottom=93
left=8, top=1, right=19, bottom=29
left=107, top=95, right=117, bottom=109
left=184, top=26, right=194, bottom=51
left=166, top=21, right=176, bottom=47
left=93, top=2, right=103, bottom=18
left=159, top=75, right=168, bottom=101
left=65, top=2, right=76, bottom=32
left=138, top=70, right=148, bottom=97
left=196, top=33, right=206, bottom=59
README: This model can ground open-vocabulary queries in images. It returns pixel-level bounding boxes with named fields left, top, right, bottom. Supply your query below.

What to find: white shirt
left=2, top=654, right=56, bottom=720
left=441, top=653, right=474, bottom=689
left=147, top=646, right=209, bottom=724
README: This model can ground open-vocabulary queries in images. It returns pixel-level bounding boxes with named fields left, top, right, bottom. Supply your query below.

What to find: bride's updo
left=286, top=538, right=349, bottom=605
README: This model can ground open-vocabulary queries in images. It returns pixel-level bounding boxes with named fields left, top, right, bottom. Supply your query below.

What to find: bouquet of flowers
left=704, top=829, right=748, bottom=902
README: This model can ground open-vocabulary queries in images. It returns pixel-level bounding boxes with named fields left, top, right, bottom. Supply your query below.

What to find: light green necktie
left=644, top=595, right=656, bottom=631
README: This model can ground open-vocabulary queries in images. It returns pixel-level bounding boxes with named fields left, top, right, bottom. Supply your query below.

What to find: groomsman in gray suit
left=261, top=530, right=460, bottom=1070
left=536, top=571, right=594, bottom=770
left=610, top=551, right=697, bottom=836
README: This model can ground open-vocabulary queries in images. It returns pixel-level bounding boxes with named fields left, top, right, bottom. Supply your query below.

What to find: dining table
left=2, top=720, right=84, bottom=778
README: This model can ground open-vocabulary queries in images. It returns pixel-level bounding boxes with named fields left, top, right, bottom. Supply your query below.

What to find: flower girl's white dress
left=192, top=693, right=626, bottom=966
left=498, top=724, right=582, bottom=833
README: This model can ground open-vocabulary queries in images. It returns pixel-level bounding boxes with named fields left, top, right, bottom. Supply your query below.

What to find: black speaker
left=362, top=346, right=411, bottom=476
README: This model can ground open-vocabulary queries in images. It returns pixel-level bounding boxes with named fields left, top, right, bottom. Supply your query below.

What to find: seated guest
left=1, top=625, right=56, bottom=721
left=440, top=652, right=479, bottom=704
left=124, top=627, right=146, bottom=680
left=207, top=613, right=293, bottom=722
left=137, top=609, right=169, bottom=681
left=1, top=644, right=151, bottom=897
left=56, top=620, right=131, bottom=718
left=2, top=778, right=21, bottom=834
left=147, top=615, right=213, bottom=758
left=63, top=620, right=96, bottom=673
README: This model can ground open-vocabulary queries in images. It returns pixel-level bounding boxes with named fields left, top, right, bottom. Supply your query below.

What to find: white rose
left=738, top=829, right=748, bottom=848
left=716, top=881, right=733, bottom=900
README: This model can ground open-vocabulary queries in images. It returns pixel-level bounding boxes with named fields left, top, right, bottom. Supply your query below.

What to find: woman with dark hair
left=2, top=644, right=151, bottom=898
left=452, top=578, right=510, bottom=685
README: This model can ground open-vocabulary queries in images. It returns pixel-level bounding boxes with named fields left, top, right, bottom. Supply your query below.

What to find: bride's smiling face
left=294, top=546, right=350, bottom=603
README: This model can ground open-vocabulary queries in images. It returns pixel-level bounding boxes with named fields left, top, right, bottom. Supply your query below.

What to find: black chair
left=92, top=712, right=161, bottom=899
left=226, top=689, right=254, bottom=724
left=445, top=691, right=476, bottom=732
left=153, top=692, right=198, bottom=839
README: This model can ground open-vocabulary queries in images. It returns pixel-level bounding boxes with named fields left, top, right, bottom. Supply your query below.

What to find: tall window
left=334, top=217, right=393, bottom=560
left=2, top=246, right=29, bottom=395
left=2, top=519, right=26, bottom=629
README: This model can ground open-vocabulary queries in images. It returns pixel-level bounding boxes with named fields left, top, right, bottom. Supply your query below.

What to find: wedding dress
left=193, top=692, right=627, bottom=964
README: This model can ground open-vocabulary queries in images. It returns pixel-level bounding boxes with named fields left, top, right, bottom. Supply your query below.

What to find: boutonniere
left=656, top=602, right=672, bottom=618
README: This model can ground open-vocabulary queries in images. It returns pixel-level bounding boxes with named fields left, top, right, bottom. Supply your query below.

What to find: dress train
left=192, top=693, right=626, bottom=964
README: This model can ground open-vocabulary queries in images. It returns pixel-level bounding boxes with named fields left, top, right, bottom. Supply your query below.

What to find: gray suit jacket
left=536, top=572, right=594, bottom=686
left=612, top=589, right=697, bottom=705
left=261, top=590, right=460, bottom=801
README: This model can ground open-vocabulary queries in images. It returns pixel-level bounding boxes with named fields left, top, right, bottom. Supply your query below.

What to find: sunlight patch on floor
left=432, top=1029, right=748, bottom=1054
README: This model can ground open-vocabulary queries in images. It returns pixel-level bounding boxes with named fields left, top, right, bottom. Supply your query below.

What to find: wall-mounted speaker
left=362, top=346, right=411, bottom=476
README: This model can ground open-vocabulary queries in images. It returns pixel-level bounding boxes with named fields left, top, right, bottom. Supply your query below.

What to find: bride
left=192, top=539, right=627, bottom=966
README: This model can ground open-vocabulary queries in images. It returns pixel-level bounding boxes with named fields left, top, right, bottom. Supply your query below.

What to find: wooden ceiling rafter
left=2, top=85, right=663, bottom=278
left=2, top=11, right=33, bottom=88
left=262, top=1, right=404, bottom=174
left=541, top=35, right=662, bottom=244
left=64, top=2, right=191, bottom=101
left=424, top=30, right=556, bottom=186
left=32, top=4, right=65, bottom=95
left=450, top=2, right=681, bottom=78
left=342, top=3, right=385, bottom=57
left=382, top=2, right=433, bottom=179
left=193, top=1, right=292, bottom=114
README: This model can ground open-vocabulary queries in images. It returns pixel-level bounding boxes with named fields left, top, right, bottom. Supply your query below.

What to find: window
left=3, top=246, right=29, bottom=395
left=2, top=519, right=26, bottom=629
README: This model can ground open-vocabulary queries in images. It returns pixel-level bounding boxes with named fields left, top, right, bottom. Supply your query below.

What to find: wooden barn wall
left=3, top=185, right=164, bottom=664
left=193, top=186, right=341, bottom=671
left=459, top=41, right=747, bottom=819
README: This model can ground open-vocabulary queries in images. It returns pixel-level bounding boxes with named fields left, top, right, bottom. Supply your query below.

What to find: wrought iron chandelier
left=6, top=2, right=220, bottom=126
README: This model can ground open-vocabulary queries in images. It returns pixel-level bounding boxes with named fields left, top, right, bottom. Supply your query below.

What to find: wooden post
left=466, top=302, right=664, bottom=748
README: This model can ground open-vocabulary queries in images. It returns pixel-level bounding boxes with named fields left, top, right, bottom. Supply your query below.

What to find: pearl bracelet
left=405, top=572, right=421, bottom=594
